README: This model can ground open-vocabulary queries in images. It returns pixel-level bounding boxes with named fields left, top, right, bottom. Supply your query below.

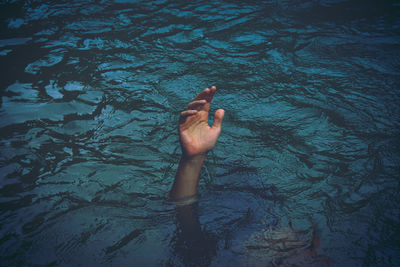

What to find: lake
left=0, top=0, right=399, bottom=266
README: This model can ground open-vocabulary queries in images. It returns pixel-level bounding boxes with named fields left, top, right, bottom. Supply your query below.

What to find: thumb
left=212, top=109, right=225, bottom=132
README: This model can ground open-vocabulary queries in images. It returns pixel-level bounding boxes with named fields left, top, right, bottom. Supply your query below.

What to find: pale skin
left=169, top=86, right=225, bottom=201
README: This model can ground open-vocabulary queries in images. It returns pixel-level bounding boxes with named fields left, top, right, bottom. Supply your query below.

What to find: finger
left=193, top=86, right=217, bottom=102
left=180, top=109, right=198, bottom=118
left=211, top=109, right=225, bottom=132
left=187, top=99, right=206, bottom=110
left=179, top=109, right=198, bottom=124
left=207, top=85, right=217, bottom=103
left=193, top=87, right=211, bottom=101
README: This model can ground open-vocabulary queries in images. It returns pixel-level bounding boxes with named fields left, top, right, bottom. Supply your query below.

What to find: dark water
left=1, top=0, right=399, bottom=266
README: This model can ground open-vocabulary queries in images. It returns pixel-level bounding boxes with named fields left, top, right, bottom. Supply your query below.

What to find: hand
left=170, top=86, right=225, bottom=200
left=178, top=86, right=225, bottom=158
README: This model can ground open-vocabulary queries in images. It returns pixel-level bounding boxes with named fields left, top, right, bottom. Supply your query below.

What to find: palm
left=178, top=86, right=225, bottom=158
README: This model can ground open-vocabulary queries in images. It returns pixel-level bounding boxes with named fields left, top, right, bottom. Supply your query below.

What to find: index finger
left=193, top=86, right=217, bottom=103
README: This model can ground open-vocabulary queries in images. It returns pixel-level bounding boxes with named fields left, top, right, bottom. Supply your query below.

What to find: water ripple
left=0, top=0, right=399, bottom=266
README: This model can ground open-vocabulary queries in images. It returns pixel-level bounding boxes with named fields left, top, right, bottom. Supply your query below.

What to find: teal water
left=1, top=0, right=399, bottom=266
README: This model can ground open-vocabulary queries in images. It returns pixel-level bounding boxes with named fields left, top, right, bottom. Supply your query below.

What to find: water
left=1, top=0, right=399, bottom=266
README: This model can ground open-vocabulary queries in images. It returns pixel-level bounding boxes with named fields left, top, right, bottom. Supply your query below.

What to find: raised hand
left=170, top=86, right=225, bottom=201
left=178, top=86, right=225, bottom=158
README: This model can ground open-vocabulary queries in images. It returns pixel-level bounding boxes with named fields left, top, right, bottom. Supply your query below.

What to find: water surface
left=1, top=0, right=399, bottom=266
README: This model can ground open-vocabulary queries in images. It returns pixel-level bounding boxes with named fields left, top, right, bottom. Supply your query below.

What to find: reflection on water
left=1, top=0, right=400, bottom=266
left=169, top=203, right=218, bottom=267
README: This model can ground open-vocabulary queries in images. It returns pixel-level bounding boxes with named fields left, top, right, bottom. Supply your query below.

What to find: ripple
left=25, top=52, right=64, bottom=74
left=1, top=0, right=399, bottom=266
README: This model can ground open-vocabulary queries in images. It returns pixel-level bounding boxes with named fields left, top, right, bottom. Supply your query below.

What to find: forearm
left=169, top=154, right=206, bottom=201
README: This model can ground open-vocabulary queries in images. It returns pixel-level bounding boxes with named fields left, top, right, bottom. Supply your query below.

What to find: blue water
left=1, top=0, right=399, bottom=266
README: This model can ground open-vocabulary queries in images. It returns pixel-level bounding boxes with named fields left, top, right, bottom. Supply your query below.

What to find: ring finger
left=187, top=99, right=207, bottom=110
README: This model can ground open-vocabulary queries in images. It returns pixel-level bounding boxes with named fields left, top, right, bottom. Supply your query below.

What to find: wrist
left=180, top=153, right=207, bottom=165
left=169, top=153, right=206, bottom=201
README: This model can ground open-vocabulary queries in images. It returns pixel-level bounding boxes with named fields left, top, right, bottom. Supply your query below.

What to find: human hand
left=178, top=86, right=225, bottom=158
